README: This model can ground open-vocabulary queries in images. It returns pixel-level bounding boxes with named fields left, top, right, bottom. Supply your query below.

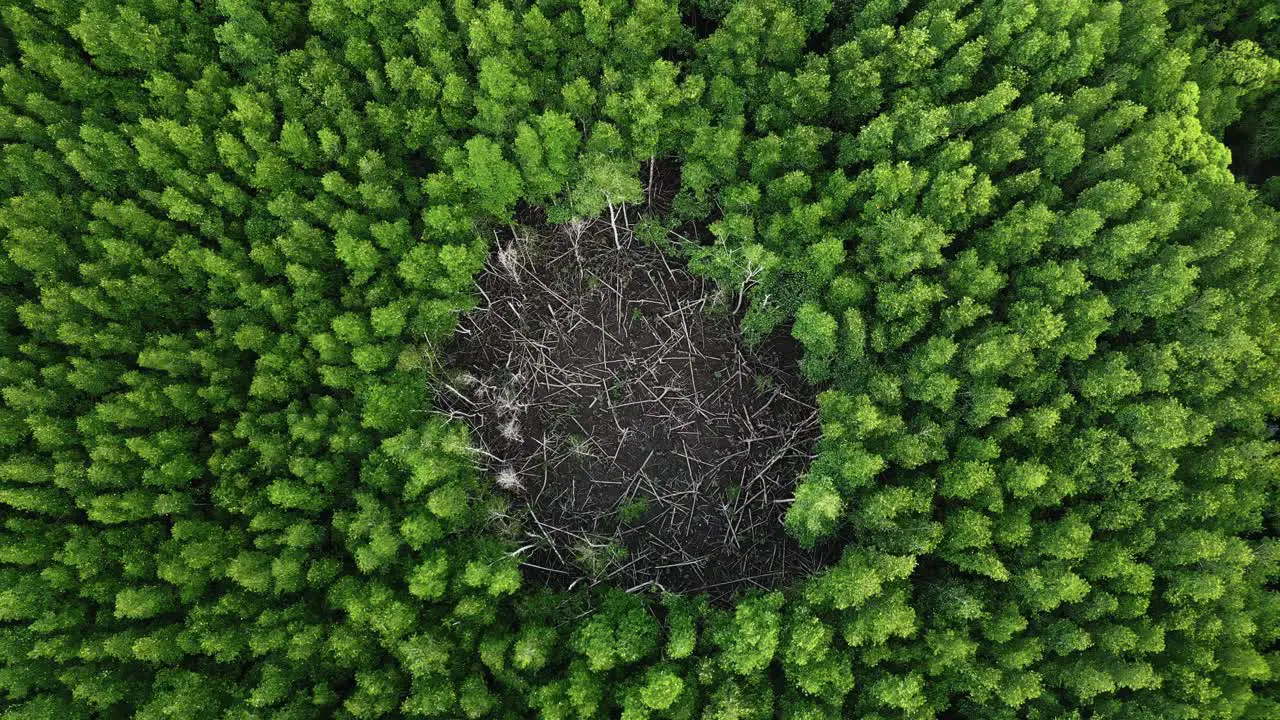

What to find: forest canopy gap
left=434, top=206, right=831, bottom=596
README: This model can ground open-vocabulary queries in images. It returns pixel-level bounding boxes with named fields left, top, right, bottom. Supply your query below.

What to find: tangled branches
left=436, top=211, right=828, bottom=597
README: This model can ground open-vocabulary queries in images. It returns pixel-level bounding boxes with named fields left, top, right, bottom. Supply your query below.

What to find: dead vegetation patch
left=435, top=208, right=828, bottom=598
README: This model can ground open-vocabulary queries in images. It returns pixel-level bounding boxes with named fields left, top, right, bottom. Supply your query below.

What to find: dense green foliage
left=1, top=1, right=1278, bottom=718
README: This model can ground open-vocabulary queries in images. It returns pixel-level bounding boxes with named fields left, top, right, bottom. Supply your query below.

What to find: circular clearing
left=438, top=212, right=830, bottom=596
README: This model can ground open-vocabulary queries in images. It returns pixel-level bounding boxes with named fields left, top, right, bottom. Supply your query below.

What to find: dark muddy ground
left=437, top=179, right=831, bottom=598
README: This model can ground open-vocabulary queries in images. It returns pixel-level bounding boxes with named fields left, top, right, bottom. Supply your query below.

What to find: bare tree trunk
left=647, top=155, right=655, bottom=207
left=607, top=197, right=620, bottom=249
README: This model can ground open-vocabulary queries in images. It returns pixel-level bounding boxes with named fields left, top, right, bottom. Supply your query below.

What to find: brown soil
left=438, top=202, right=830, bottom=598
